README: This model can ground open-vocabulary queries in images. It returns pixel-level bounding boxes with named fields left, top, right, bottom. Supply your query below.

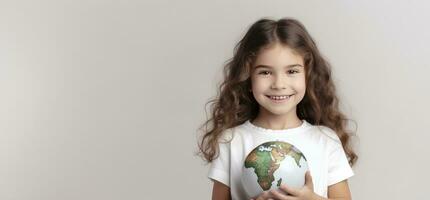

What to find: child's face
left=250, top=43, right=306, bottom=118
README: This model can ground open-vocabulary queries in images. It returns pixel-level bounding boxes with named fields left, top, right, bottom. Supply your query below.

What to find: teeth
left=269, top=95, right=291, bottom=100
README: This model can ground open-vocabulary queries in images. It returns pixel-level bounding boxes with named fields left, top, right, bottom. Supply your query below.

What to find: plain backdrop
left=1, top=0, right=429, bottom=199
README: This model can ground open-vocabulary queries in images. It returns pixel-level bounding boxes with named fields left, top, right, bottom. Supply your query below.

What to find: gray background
left=1, top=0, right=429, bottom=199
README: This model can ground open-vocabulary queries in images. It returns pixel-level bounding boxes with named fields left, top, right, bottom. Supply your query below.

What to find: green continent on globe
left=244, top=141, right=307, bottom=190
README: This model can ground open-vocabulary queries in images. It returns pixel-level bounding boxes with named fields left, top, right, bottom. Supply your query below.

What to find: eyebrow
left=254, top=64, right=303, bottom=69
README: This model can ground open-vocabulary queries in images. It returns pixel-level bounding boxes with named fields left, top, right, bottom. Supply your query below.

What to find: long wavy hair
left=197, top=17, right=358, bottom=166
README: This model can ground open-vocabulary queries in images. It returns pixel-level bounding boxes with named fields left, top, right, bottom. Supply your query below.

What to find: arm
left=212, top=180, right=231, bottom=200
left=315, top=180, right=352, bottom=200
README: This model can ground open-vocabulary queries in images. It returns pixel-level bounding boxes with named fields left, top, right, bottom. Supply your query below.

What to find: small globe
left=241, top=141, right=308, bottom=198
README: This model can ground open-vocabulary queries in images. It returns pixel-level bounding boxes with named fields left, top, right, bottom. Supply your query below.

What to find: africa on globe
left=241, top=141, right=309, bottom=198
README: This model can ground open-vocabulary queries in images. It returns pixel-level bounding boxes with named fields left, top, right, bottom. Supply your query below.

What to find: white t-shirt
left=207, top=119, right=354, bottom=199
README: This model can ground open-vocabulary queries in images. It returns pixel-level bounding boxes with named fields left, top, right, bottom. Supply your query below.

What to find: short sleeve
left=207, top=130, right=233, bottom=187
left=327, top=140, right=354, bottom=186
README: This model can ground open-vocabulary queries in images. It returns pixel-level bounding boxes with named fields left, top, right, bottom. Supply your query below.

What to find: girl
left=197, top=17, right=358, bottom=200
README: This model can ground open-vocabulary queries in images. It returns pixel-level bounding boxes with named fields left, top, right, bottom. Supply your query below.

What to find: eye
left=287, top=69, right=299, bottom=74
left=258, top=71, right=271, bottom=75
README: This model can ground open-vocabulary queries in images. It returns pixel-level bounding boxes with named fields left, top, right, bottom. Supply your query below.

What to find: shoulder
left=218, top=128, right=234, bottom=143
left=317, top=125, right=341, bottom=143
left=306, top=123, right=342, bottom=146
left=218, top=121, right=249, bottom=143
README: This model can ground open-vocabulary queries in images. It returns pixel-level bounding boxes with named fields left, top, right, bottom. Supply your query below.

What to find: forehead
left=253, top=44, right=304, bottom=67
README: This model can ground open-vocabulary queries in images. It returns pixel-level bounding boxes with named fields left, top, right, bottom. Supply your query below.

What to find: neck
left=252, top=111, right=302, bottom=130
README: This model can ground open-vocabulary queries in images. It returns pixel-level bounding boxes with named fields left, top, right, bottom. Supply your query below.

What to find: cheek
left=297, top=79, right=307, bottom=95
left=251, top=77, right=268, bottom=91
left=291, top=77, right=306, bottom=93
left=298, top=79, right=306, bottom=90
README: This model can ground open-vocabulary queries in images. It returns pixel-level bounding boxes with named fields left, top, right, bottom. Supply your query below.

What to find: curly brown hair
left=197, top=17, right=358, bottom=166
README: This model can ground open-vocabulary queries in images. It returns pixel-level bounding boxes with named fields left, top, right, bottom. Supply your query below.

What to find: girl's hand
left=268, top=171, right=320, bottom=200
left=249, top=190, right=276, bottom=200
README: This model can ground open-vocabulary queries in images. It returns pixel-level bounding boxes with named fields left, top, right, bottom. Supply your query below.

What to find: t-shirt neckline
left=244, top=119, right=310, bottom=134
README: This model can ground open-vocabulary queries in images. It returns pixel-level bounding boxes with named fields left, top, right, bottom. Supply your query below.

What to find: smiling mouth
left=265, top=94, right=294, bottom=100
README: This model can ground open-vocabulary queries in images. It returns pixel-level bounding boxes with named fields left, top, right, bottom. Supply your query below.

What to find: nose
left=271, top=74, right=286, bottom=89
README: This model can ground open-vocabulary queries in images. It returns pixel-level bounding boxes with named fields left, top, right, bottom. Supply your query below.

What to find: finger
left=255, top=195, right=264, bottom=200
left=254, top=191, right=271, bottom=200
left=279, top=184, right=300, bottom=196
left=270, top=189, right=297, bottom=200
left=305, top=171, right=314, bottom=189
left=255, top=195, right=263, bottom=200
